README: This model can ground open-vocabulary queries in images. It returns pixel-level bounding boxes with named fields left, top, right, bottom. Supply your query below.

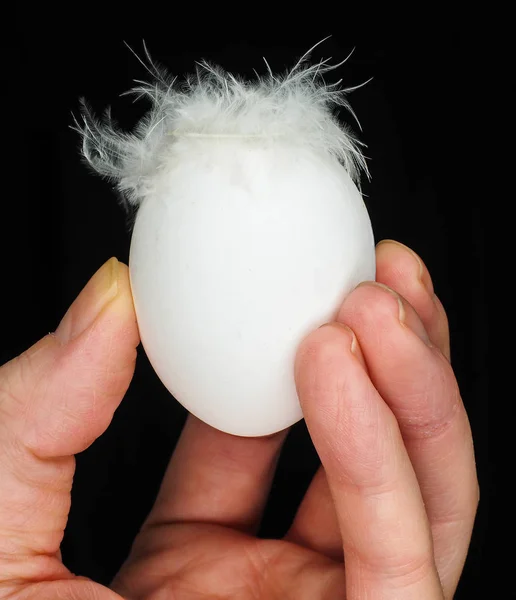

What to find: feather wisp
left=75, top=44, right=370, bottom=208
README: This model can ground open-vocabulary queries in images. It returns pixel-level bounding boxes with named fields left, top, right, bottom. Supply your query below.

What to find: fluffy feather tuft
left=75, top=42, right=370, bottom=207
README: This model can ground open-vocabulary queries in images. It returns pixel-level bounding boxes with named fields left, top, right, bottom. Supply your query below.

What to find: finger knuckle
left=353, top=544, right=436, bottom=588
left=399, top=383, right=463, bottom=441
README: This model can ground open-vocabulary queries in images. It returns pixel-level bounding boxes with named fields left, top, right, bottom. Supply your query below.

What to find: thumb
left=0, top=258, right=139, bottom=584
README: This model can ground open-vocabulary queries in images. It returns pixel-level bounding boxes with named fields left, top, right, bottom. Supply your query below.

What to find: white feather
left=75, top=43, right=370, bottom=208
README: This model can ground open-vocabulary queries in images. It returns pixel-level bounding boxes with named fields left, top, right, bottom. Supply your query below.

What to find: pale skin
left=0, top=240, right=478, bottom=599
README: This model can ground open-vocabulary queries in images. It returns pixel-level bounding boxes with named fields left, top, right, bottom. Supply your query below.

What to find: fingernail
left=319, top=322, right=361, bottom=357
left=55, top=258, right=119, bottom=344
left=357, top=281, right=430, bottom=344
left=376, top=239, right=434, bottom=296
left=337, top=323, right=360, bottom=356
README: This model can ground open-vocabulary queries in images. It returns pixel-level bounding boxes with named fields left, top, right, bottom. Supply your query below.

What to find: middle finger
left=141, top=415, right=287, bottom=534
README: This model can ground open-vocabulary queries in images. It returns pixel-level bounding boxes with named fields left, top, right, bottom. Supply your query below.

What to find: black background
left=3, top=10, right=487, bottom=599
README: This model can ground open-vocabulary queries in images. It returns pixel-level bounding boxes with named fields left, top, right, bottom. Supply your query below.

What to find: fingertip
left=55, top=257, right=122, bottom=344
left=296, top=322, right=360, bottom=377
left=375, top=239, right=434, bottom=296
left=108, top=258, right=138, bottom=327
left=319, top=322, right=366, bottom=366
left=113, top=257, right=130, bottom=294
left=294, top=322, right=367, bottom=427
left=431, top=293, right=451, bottom=361
left=340, top=281, right=431, bottom=346
left=12, top=258, right=140, bottom=459
left=75, top=258, right=140, bottom=354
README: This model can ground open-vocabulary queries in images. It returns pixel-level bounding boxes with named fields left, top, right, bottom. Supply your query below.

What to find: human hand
left=0, top=240, right=478, bottom=599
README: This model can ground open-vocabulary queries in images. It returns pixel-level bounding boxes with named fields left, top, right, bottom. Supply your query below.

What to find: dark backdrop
left=3, top=12, right=487, bottom=599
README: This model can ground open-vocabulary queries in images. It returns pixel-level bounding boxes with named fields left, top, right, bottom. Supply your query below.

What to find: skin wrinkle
left=0, top=522, right=64, bottom=557
left=348, top=553, right=438, bottom=598
left=345, top=534, right=435, bottom=582
left=0, top=472, right=68, bottom=524
left=0, top=552, right=70, bottom=586
left=313, top=419, right=380, bottom=490
left=22, top=363, right=71, bottom=458
left=394, top=384, right=464, bottom=461
left=0, top=410, right=72, bottom=557
left=242, top=541, right=277, bottom=599
left=409, top=440, right=464, bottom=492
left=9, top=448, right=71, bottom=495
left=398, top=389, right=462, bottom=440
left=323, top=399, right=392, bottom=491
left=318, top=567, right=346, bottom=600
left=26, top=344, right=133, bottom=460
left=0, top=345, right=55, bottom=432
left=15, top=338, right=59, bottom=393
left=0, top=472, right=72, bottom=557
left=346, top=514, right=436, bottom=585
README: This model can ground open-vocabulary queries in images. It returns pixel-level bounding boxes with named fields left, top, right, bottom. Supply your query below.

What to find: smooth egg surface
left=129, top=139, right=375, bottom=436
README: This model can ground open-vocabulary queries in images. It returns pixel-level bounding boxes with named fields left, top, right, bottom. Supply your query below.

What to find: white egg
left=128, top=140, right=375, bottom=436
left=78, top=48, right=376, bottom=436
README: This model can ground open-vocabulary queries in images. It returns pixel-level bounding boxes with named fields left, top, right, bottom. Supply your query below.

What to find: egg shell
left=129, top=138, right=375, bottom=437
